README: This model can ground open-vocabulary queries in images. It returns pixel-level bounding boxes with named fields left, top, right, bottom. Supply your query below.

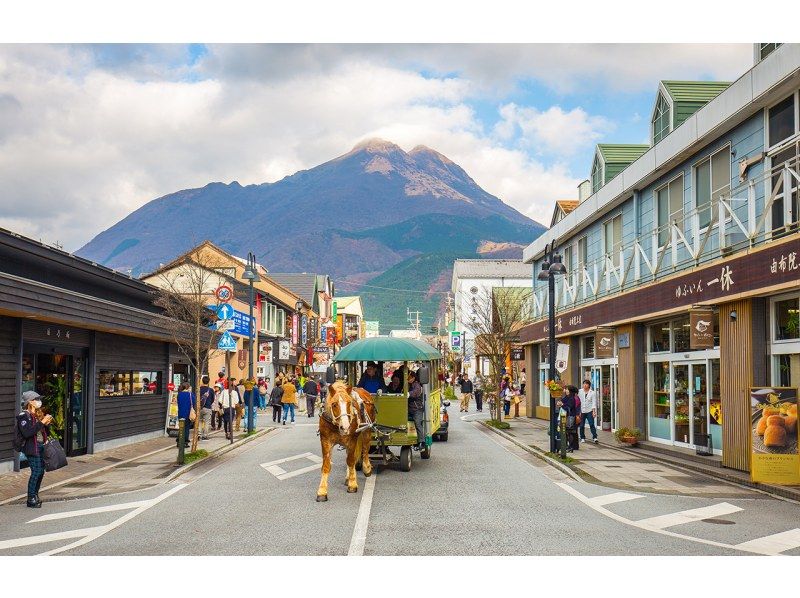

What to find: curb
left=164, top=427, right=276, bottom=483
left=478, top=421, right=583, bottom=483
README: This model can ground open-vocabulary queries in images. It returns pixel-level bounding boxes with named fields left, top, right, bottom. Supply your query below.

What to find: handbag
left=566, top=415, right=576, bottom=429
left=189, top=407, right=197, bottom=422
left=42, top=438, right=68, bottom=472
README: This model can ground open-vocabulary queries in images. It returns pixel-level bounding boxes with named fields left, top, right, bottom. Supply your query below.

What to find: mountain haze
left=77, top=139, right=546, bottom=330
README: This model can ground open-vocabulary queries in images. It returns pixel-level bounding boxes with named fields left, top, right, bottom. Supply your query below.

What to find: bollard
left=559, top=414, right=567, bottom=459
left=177, top=418, right=185, bottom=465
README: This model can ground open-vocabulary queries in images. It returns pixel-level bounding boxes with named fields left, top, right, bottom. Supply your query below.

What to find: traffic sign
left=217, top=330, right=237, bottom=351
left=167, top=382, right=175, bottom=392
left=217, top=303, right=234, bottom=320
left=215, top=285, right=233, bottom=303
left=450, top=331, right=462, bottom=351
left=216, top=319, right=234, bottom=331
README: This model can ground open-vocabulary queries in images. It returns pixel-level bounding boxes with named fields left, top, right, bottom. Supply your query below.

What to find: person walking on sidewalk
left=16, top=391, right=53, bottom=508
left=281, top=376, right=298, bottom=424
left=458, top=374, right=473, bottom=413
left=303, top=376, right=319, bottom=417
left=579, top=379, right=598, bottom=444
left=474, top=374, right=484, bottom=412
left=218, top=382, right=240, bottom=440
left=269, top=382, right=284, bottom=423
left=257, top=378, right=268, bottom=410
left=199, top=375, right=215, bottom=440
left=176, top=383, right=194, bottom=448
left=560, top=385, right=580, bottom=452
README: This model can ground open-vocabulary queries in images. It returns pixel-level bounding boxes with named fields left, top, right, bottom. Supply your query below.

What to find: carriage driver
left=357, top=361, right=386, bottom=394
left=407, top=370, right=426, bottom=451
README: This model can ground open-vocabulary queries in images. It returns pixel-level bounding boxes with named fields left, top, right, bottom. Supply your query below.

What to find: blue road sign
left=217, top=331, right=237, bottom=351
left=217, top=303, right=234, bottom=320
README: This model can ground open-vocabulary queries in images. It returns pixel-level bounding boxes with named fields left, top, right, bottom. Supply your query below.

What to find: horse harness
left=320, top=389, right=374, bottom=434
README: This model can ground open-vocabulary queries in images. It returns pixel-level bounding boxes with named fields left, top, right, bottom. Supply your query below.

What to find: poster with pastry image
left=750, top=387, right=799, bottom=485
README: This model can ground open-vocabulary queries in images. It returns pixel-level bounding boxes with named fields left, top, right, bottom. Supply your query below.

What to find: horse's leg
left=361, top=430, right=373, bottom=477
left=316, top=435, right=332, bottom=502
left=346, top=442, right=358, bottom=493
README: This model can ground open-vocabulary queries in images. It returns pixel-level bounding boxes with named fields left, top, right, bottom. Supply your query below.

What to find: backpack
left=12, top=415, right=26, bottom=452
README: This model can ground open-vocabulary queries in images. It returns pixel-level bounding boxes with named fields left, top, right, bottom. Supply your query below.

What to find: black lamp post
left=295, top=300, right=304, bottom=374
left=241, top=252, right=261, bottom=434
left=537, top=241, right=566, bottom=453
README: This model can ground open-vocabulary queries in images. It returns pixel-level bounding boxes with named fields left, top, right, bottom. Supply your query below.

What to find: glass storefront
left=771, top=293, right=800, bottom=387
left=646, top=316, right=721, bottom=453
left=580, top=334, right=618, bottom=431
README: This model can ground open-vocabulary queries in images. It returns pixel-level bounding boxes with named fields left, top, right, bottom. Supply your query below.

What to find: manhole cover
left=702, top=518, right=735, bottom=525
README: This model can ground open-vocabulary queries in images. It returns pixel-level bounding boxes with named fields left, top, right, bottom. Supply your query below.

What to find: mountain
left=77, top=139, right=547, bottom=331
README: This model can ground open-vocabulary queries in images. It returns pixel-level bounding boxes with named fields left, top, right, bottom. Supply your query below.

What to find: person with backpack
left=15, top=391, right=54, bottom=508
left=303, top=376, right=319, bottom=417
left=257, top=378, right=269, bottom=410
left=199, top=375, right=215, bottom=441
left=269, top=380, right=284, bottom=423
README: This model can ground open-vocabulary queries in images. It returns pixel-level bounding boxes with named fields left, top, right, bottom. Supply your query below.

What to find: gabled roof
left=596, top=144, right=650, bottom=164
left=662, top=80, right=731, bottom=104
left=335, top=296, right=360, bottom=309
left=268, top=273, right=318, bottom=306
left=550, top=200, right=580, bottom=227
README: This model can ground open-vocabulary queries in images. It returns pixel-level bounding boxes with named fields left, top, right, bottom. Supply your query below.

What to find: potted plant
left=544, top=379, right=564, bottom=399
left=614, top=427, right=642, bottom=446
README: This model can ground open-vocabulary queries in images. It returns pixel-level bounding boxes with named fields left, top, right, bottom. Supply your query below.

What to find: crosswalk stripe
left=260, top=452, right=314, bottom=467
left=0, top=526, right=107, bottom=550
left=589, top=492, right=645, bottom=507
left=735, top=529, right=800, bottom=555
left=636, top=502, right=742, bottom=530
left=27, top=499, right=152, bottom=523
left=278, top=463, right=321, bottom=480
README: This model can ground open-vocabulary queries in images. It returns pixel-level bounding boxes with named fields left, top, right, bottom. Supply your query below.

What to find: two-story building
left=520, top=43, right=800, bottom=475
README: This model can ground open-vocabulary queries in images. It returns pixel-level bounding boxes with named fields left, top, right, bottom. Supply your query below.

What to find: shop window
left=649, top=322, right=670, bottom=352
left=775, top=298, right=800, bottom=340
left=649, top=362, right=671, bottom=440
left=709, top=360, right=722, bottom=450
left=673, top=317, right=691, bottom=353
left=776, top=354, right=800, bottom=387
left=133, top=371, right=162, bottom=394
left=768, top=94, right=795, bottom=149
left=582, top=335, right=595, bottom=359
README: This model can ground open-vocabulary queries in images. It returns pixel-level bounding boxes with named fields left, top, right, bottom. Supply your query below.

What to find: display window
left=771, top=293, right=800, bottom=388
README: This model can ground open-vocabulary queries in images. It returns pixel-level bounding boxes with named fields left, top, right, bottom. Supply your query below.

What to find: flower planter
left=549, top=390, right=563, bottom=400
left=619, top=436, right=638, bottom=446
left=601, top=421, right=612, bottom=431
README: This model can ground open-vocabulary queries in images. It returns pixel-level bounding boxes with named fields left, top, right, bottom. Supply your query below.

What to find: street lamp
left=537, top=241, right=566, bottom=453
left=241, top=252, right=261, bottom=434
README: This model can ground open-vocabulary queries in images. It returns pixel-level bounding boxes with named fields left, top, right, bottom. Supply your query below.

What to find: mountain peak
left=410, top=144, right=454, bottom=165
left=352, top=138, right=404, bottom=153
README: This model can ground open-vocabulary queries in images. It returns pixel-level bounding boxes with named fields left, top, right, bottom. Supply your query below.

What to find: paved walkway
left=1, top=410, right=284, bottom=505
left=490, top=417, right=761, bottom=498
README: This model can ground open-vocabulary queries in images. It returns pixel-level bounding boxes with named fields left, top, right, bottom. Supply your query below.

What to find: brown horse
left=316, top=381, right=375, bottom=502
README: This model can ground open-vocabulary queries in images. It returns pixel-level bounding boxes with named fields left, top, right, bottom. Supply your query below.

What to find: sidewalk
left=0, top=412, right=282, bottom=505
left=485, top=417, right=794, bottom=500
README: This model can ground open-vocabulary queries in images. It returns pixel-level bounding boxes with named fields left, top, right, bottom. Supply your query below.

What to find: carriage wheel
left=421, top=443, right=431, bottom=460
left=399, top=446, right=412, bottom=472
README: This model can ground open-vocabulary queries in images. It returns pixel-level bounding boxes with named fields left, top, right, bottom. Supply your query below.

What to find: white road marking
left=347, top=474, right=377, bottom=557
left=27, top=499, right=153, bottom=523
left=589, top=492, right=645, bottom=507
left=736, top=529, right=800, bottom=555
left=635, top=503, right=742, bottom=530
left=0, top=526, right=107, bottom=550
left=260, top=453, right=322, bottom=480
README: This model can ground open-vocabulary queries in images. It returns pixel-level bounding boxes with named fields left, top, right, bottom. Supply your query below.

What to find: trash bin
left=695, top=433, right=713, bottom=456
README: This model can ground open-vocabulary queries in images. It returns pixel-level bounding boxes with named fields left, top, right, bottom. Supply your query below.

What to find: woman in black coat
left=561, top=385, right=581, bottom=452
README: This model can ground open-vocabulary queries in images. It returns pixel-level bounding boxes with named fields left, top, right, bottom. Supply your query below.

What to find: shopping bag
left=42, top=438, right=68, bottom=471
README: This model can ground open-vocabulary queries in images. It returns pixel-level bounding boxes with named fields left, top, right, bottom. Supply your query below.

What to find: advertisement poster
left=312, top=346, right=330, bottom=366
left=166, top=391, right=179, bottom=433
left=750, top=387, right=799, bottom=485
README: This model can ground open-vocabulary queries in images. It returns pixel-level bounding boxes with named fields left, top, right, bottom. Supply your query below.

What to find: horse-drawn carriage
left=329, top=337, right=444, bottom=471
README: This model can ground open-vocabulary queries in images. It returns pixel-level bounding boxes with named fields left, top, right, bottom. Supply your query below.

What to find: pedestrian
left=15, top=391, right=54, bottom=508
left=269, top=381, right=284, bottom=423
left=218, top=381, right=240, bottom=440
left=257, top=378, right=268, bottom=410
left=512, top=383, right=522, bottom=418
left=303, top=376, right=319, bottom=417
left=215, top=371, right=228, bottom=389
left=176, top=382, right=194, bottom=448
left=474, top=374, right=484, bottom=412
left=199, top=375, right=215, bottom=440
left=558, top=385, right=580, bottom=452
left=520, top=367, right=527, bottom=395
left=407, top=370, right=426, bottom=451
left=281, top=376, right=298, bottom=424
left=459, top=373, right=473, bottom=412
left=578, top=379, right=598, bottom=444
left=319, top=376, right=328, bottom=402
left=231, top=378, right=244, bottom=431
left=502, top=376, right=512, bottom=417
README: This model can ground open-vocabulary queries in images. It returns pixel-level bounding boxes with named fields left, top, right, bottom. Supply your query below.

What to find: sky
left=0, top=43, right=754, bottom=252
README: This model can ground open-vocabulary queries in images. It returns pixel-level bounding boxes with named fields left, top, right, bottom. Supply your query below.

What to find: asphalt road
left=1, top=410, right=799, bottom=556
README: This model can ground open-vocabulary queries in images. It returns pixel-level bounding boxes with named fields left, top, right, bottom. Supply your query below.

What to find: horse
left=316, top=381, right=375, bottom=502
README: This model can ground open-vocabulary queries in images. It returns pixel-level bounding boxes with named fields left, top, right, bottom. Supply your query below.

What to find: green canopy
left=333, top=337, right=442, bottom=363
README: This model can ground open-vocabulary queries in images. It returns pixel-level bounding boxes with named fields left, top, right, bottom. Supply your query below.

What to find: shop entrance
left=581, top=362, right=618, bottom=431
left=21, top=347, right=88, bottom=457
left=672, top=361, right=711, bottom=447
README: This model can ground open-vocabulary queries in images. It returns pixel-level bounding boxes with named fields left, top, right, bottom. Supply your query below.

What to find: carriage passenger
left=386, top=374, right=403, bottom=394
left=407, top=370, right=425, bottom=451
left=357, top=361, right=386, bottom=394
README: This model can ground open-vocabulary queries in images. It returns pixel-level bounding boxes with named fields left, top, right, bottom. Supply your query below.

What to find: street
left=1, top=411, right=799, bottom=556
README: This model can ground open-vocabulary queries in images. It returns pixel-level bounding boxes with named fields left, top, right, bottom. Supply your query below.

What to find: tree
left=150, top=251, right=228, bottom=453
left=461, top=286, right=533, bottom=423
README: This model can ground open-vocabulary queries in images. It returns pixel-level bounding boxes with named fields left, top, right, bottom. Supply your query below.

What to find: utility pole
left=407, top=307, right=422, bottom=338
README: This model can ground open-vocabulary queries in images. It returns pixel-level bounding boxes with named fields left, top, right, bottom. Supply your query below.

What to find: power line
left=335, top=278, right=451, bottom=295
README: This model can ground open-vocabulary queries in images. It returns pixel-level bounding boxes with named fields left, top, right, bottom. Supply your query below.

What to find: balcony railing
left=532, top=151, right=799, bottom=319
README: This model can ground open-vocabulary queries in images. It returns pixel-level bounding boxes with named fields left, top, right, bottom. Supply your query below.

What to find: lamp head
left=549, top=254, right=567, bottom=275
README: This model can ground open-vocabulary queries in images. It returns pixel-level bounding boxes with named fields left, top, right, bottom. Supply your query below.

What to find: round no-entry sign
left=167, top=382, right=175, bottom=392
left=215, top=285, right=233, bottom=303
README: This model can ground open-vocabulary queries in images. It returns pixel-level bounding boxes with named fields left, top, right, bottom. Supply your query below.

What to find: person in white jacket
left=578, top=379, right=598, bottom=444
left=216, top=382, right=241, bottom=440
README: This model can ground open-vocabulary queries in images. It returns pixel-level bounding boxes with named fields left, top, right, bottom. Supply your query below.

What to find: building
left=451, top=259, right=532, bottom=375
left=0, top=228, right=200, bottom=471
left=520, top=44, right=800, bottom=476
left=334, top=296, right=365, bottom=347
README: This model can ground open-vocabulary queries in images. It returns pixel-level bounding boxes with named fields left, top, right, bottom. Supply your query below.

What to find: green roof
left=597, top=144, right=650, bottom=164
left=333, top=337, right=442, bottom=362
left=662, top=81, right=731, bottom=104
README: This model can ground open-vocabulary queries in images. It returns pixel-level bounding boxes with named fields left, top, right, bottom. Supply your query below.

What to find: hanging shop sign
left=237, top=349, right=247, bottom=370
left=301, top=314, right=308, bottom=346
left=555, top=342, right=570, bottom=374
left=510, top=347, right=525, bottom=361
left=689, top=309, right=715, bottom=350
left=258, top=342, right=271, bottom=363
left=750, top=387, right=799, bottom=485
left=292, top=314, right=299, bottom=346
left=279, top=340, right=291, bottom=361
left=336, top=315, right=343, bottom=346
left=595, top=328, right=615, bottom=358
